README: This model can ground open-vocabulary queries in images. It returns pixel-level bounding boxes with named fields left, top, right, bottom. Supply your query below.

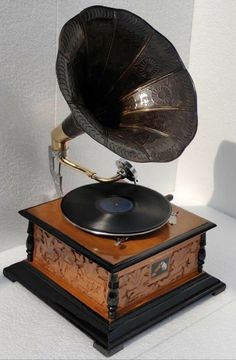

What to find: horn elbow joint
left=51, top=124, right=70, bottom=151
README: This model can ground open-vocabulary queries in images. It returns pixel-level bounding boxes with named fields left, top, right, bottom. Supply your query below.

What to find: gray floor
left=0, top=204, right=235, bottom=359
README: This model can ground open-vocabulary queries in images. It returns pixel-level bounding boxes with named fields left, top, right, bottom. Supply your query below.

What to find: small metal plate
left=151, top=257, right=170, bottom=278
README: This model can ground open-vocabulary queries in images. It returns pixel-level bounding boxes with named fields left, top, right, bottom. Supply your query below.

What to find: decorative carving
left=33, top=225, right=109, bottom=308
left=118, top=236, right=201, bottom=310
left=107, top=274, right=119, bottom=320
left=31, top=224, right=203, bottom=318
left=26, top=222, right=34, bottom=261
left=198, top=233, right=206, bottom=272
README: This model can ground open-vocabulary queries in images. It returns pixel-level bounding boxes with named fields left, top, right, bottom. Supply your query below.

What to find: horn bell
left=56, top=5, right=197, bottom=162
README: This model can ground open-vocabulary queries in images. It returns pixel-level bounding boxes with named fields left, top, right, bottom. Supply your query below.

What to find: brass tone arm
left=58, top=156, right=123, bottom=183
left=49, top=122, right=137, bottom=196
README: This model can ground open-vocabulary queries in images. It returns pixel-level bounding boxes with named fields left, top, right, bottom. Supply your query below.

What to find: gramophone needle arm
left=49, top=122, right=138, bottom=186
left=59, top=155, right=123, bottom=183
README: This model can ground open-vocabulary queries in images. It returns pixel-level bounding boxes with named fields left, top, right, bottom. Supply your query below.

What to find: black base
left=3, top=261, right=226, bottom=357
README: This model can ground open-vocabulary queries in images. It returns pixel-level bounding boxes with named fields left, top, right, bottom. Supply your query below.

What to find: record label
left=97, top=196, right=134, bottom=213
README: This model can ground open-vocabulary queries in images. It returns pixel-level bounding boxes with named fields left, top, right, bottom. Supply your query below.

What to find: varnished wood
left=31, top=222, right=202, bottom=319
left=4, top=198, right=225, bottom=355
left=32, top=225, right=110, bottom=319
left=20, top=198, right=215, bottom=267
left=117, top=235, right=201, bottom=316
left=16, top=199, right=218, bottom=322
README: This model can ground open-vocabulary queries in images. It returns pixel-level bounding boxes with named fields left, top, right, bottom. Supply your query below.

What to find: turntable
left=3, top=6, right=225, bottom=357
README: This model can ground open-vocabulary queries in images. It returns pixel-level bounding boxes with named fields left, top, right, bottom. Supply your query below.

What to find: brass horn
left=49, top=5, right=197, bottom=195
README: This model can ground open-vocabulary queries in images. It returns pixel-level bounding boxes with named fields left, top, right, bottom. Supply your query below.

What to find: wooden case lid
left=20, top=198, right=215, bottom=272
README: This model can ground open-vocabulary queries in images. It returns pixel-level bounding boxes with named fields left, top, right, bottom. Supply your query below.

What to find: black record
left=61, top=183, right=171, bottom=237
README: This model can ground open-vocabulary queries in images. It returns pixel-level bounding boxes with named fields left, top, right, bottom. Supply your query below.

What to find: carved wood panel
left=32, top=225, right=109, bottom=318
left=31, top=224, right=202, bottom=320
left=118, top=236, right=201, bottom=312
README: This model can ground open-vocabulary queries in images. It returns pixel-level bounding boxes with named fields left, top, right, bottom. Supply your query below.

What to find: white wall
left=0, top=0, right=194, bottom=251
left=175, top=0, right=236, bottom=218
left=0, top=1, right=57, bottom=251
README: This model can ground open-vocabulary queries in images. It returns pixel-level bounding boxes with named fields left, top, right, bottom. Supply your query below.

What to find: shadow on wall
left=209, top=140, right=236, bottom=218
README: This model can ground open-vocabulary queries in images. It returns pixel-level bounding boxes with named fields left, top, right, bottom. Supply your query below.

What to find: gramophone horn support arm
left=58, top=156, right=123, bottom=183
left=49, top=117, right=136, bottom=196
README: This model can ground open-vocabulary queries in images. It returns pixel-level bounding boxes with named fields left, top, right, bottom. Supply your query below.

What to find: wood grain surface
left=23, top=198, right=213, bottom=266
left=117, top=235, right=201, bottom=316
left=31, top=223, right=202, bottom=319
left=32, top=225, right=110, bottom=319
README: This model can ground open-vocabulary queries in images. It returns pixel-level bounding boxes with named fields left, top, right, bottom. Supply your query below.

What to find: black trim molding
left=3, top=261, right=226, bottom=356
left=198, top=233, right=206, bottom=272
left=26, top=222, right=34, bottom=262
left=107, top=273, right=119, bottom=320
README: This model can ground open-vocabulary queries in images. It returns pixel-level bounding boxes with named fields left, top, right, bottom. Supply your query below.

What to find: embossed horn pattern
left=56, top=5, right=197, bottom=162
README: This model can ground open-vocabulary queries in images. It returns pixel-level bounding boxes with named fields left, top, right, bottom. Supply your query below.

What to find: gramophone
left=4, top=6, right=225, bottom=356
